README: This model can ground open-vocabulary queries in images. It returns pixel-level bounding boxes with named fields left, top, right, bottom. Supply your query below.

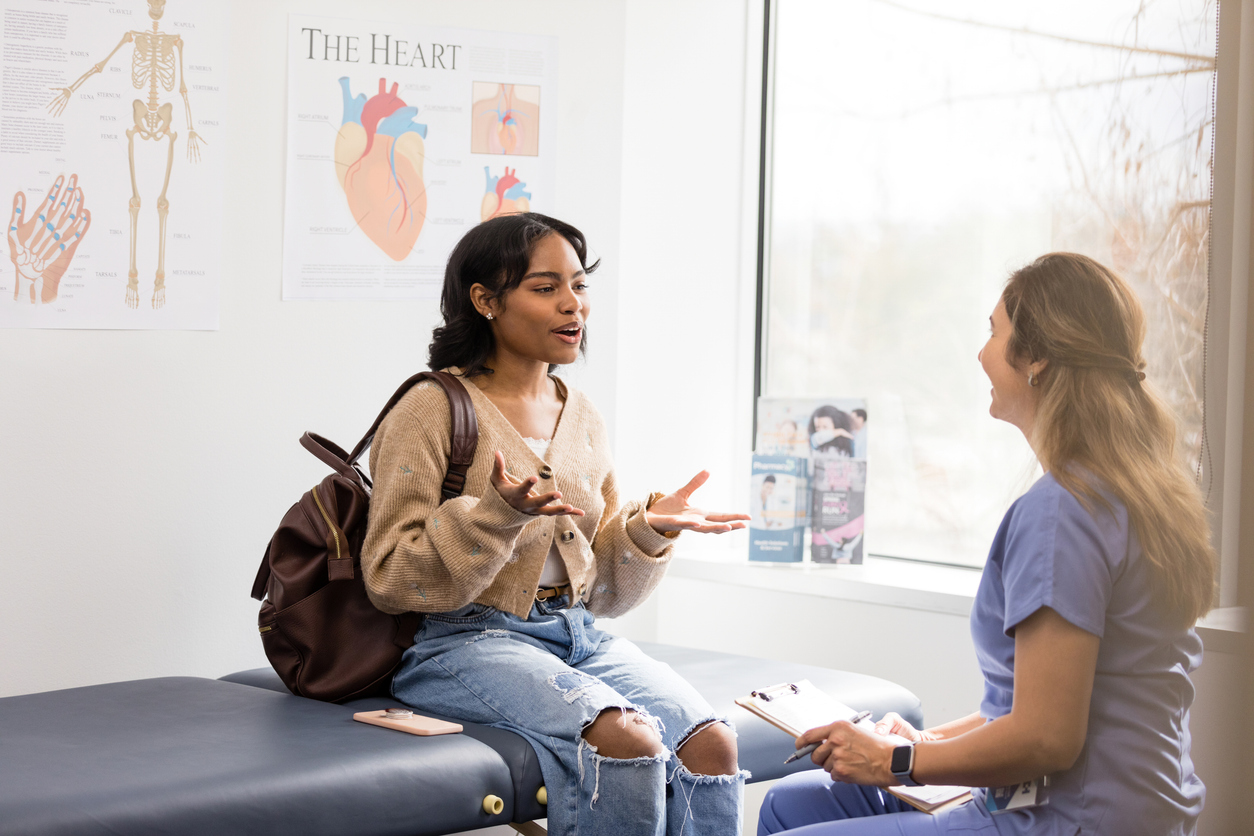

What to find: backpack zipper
left=311, top=484, right=342, bottom=562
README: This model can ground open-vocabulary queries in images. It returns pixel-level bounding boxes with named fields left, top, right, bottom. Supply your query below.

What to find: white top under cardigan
left=523, top=436, right=570, bottom=587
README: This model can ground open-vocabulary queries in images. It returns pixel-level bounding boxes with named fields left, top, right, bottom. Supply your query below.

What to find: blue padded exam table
left=0, top=642, right=922, bottom=835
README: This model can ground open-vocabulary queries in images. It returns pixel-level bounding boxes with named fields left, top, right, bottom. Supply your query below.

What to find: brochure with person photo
left=756, top=398, right=868, bottom=460
left=749, top=455, right=807, bottom=563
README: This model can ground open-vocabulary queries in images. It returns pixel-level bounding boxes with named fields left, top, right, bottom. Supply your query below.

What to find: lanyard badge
left=984, top=777, right=1050, bottom=814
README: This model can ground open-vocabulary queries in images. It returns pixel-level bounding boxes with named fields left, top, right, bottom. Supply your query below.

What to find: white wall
left=613, top=0, right=759, bottom=513
left=0, top=0, right=629, bottom=698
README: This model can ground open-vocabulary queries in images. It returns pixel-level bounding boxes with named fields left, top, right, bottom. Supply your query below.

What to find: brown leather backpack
left=251, top=371, right=478, bottom=703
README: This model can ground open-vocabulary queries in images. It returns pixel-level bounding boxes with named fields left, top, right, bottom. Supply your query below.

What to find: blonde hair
left=1003, top=253, right=1215, bottom=625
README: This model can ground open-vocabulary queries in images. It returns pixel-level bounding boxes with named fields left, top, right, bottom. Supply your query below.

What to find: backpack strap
left=251, top=542, right=274, bottom=601
left=299, top=433, right=357, bottom=478
left=253, top=373, right=478, bottom=603
left=346, top=370, right=479, bottom=499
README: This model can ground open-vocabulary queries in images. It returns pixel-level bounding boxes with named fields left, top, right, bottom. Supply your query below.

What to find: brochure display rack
left=752, top=398, right=867, bottom=564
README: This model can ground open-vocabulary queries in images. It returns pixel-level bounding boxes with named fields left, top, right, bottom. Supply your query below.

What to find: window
left=758, top=0, right=1221, bottom=568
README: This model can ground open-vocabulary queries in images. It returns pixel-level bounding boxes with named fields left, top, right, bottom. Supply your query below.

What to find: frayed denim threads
left=391, top=597, right=744, bottom=836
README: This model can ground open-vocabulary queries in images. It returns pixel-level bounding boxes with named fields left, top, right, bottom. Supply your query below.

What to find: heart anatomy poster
left=0, top=0, right=226, bottom=330
left=283, top=14, right=558, bottom=301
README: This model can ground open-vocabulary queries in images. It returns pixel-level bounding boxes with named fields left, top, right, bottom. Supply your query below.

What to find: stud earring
left=486, top=312, right=494, bottom=321
left=1028, top=371, right=1039, bottom=387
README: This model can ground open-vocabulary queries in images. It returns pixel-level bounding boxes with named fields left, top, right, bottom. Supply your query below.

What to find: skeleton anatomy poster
left=0, top=0, right=225, bottom=330
left=283, top=14, right=558, bottom=300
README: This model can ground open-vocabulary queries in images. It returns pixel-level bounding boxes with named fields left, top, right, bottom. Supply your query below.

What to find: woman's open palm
left=646, top=471, right=751, bottom=534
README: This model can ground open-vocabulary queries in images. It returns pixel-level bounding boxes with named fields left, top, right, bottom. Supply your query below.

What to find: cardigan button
left=539, top=465, right=553, bottom=479
left=561, top=530, right=575, bottom=543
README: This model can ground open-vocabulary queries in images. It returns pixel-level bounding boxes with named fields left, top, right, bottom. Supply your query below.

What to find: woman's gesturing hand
left=797, top=720, right=898, bottom=786
left=645, top=471, right=751, bottom=535
left=491, top=451, right=586, bottom=517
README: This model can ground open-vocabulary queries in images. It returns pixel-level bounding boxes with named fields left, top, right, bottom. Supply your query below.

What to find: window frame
left=751, top=0, right=1253, bottom=604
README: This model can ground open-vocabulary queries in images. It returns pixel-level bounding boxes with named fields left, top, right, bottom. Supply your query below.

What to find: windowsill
left=669, top=540, right=1246, bottom=653
left=1196, top=607, right=1246, bottom=654
left=670, top=550, right=981, bottom=617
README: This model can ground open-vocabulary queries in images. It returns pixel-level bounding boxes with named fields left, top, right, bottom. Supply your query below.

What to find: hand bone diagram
left=8, top=174, right=92, bottom=305
left=335, top=77, right=428, bottom=261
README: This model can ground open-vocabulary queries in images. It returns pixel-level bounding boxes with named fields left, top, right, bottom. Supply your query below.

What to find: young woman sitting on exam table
left=759, top=253, right=1212, bottom=836
left=360, top=212, right=752, bottom=836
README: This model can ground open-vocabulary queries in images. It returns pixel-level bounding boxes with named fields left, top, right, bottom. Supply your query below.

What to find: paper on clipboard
left=736, top=680, right=972, bottom=815
left=894, top=784, right=974, bottom=814
left=735, top=680, right=907, bottom=743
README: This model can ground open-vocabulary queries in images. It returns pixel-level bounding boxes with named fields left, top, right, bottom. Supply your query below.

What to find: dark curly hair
left=429, top=213, right=599, bottom=377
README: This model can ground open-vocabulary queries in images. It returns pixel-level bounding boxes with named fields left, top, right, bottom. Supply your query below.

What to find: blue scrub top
left=946, top=473, right=1205, bottom=835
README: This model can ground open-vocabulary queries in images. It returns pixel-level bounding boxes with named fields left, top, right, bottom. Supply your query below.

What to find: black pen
left=783, top=710, right=874, bottom=764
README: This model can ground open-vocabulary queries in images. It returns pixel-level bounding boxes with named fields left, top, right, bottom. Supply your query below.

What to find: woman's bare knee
left=581, top=709, right=664, bottom=760
left=676, top=721, right=738, bottom=776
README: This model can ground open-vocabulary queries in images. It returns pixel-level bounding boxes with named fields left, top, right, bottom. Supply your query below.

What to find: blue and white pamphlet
left=749, top=455, right=807, bottom=563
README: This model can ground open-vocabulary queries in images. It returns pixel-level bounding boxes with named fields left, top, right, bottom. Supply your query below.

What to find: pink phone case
left=353, top=709, right=463, bottom=736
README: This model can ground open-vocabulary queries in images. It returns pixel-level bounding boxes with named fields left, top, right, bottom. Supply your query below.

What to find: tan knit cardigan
left=361, top=371, right=676, bottom=619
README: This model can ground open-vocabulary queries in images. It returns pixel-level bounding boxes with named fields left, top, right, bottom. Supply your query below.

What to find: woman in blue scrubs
left=758, top=253, right=1214, bottom=836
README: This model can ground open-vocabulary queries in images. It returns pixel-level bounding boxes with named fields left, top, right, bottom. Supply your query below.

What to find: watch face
left=891, top=745, right=914, bottom=774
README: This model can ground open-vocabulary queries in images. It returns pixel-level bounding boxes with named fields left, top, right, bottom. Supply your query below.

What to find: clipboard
left=735, top=679, right=869, bottom=738
left=736, top=680, right=972, bottom=815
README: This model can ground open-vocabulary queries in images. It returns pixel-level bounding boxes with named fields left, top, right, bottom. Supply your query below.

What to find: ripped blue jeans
left=392, top=596, right=746, bottom=836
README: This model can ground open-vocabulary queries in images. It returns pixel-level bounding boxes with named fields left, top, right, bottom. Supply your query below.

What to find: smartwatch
left=890, top=744, right=922, bottom=787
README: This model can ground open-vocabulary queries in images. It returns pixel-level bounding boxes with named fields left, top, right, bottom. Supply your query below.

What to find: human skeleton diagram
left=47, top=0, right=203, bottom=310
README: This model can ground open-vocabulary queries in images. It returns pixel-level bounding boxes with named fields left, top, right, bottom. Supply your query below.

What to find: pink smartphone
left=353, top=708, right=463, bottom=736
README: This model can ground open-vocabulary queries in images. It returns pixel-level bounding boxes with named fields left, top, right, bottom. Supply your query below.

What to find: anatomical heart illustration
left=282, top=15, right=557, bottom=302
left=334, top=77, right=428, bottom=262
left=470, top=83, right=540, bottom=156
left=481, top=166, right=531, bottom=222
